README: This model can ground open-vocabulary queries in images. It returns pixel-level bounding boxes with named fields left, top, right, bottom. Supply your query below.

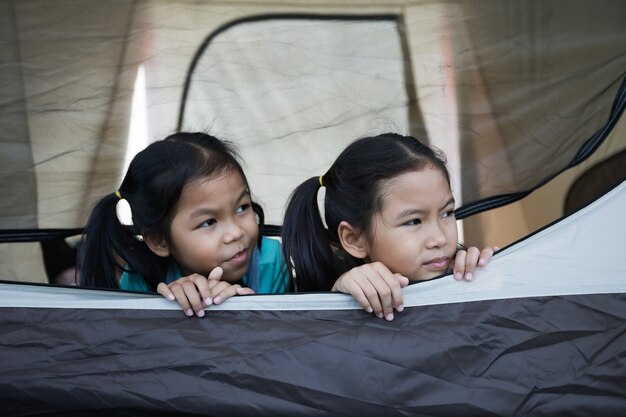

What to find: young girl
left=79, top=132, right=289, bottom=317
left=282, top=133, right=497, bottom=321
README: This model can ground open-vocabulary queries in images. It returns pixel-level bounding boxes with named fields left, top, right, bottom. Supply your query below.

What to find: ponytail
left=79, top=192, right=169, bottom=290
left=282, top=177, right=337, bottom=291
left=78, top=194, right=119, bottom=288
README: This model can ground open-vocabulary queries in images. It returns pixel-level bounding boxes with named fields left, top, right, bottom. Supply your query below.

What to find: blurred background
left=1, top=0, right=624, bottom=285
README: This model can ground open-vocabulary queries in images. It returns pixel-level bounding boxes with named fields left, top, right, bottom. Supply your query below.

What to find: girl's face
left=364, top=167, right=458, bottom=281
left=166, top=170, right=259, bottom=283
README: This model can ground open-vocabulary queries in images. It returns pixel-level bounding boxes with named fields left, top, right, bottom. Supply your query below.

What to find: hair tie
left=115, top=191, right=134, bottom=227
left=319, top=175, right=324, bottom=187
left=316, top=181, right=328, bottom=230
left=114, top=191, right=144, bottom=242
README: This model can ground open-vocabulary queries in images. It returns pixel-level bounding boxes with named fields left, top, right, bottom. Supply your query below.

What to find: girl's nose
left=223, top=218, right=244, bottom=243
left=425, top=223, right=447, bottom=248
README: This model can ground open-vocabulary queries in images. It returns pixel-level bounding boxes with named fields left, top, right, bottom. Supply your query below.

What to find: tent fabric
left=2, top=1, right=625, bottom=283
left=564, top=149, right=626, bottom=215
left=1, top=1, right=625, bottom=230
left=2, top=180, right=625, bottom=416
left=1, top=294, right=624, bottom=416
left=179, top=11, right=626, bottom=222
left=180, top=15, right=420, bottom=222
left=1, top=2, right=625, bottom=412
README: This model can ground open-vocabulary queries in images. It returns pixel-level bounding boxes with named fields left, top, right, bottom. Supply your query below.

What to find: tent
left=1, top=0, right=625, bottom=415
left=2, top=181, right=625, bottom=415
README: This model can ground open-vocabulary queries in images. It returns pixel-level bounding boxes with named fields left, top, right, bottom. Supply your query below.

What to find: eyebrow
left=395, top=197, right=456, bottom=220
left=188, top=190, right=250, bottom=219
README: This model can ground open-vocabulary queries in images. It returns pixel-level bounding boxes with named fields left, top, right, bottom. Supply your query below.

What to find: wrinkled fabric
left=0, top=1, right=624, bottom=229
left=1, top=182, right=626, bottom=416
left=1, top=294, right=625, bottom=417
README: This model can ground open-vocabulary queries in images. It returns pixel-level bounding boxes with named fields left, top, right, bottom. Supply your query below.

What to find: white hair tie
left=114, top=191, right=143, bottom=241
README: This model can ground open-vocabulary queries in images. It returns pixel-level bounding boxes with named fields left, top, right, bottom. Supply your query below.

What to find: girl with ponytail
left=79, top=132, right=289, bottom=317
left=282, top=133, right=497, bottom=321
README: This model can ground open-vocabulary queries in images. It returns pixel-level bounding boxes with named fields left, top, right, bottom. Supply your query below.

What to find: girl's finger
left=371, top=263, right=404, bottom=319
left=156, top=282, right=175, bottom=301
left=333, top=272, right=373, bottom=313
left=212, top=283, right=248, bottom=305
left=478, top=247, right=495, bottom=267
left=395, top=274, right=410, bottom=288
left=187, top=274, right=213, bottom=307
left=169, top=284, right=193, bottom=317
left=393, top=273, right=409, bottom=311
left=180, top=279, right=206, bottom=317
left=359, top=270, right=385, bottom=319
left=235, top=287, right=255, bottom=296
left=207, top=266, right=224, bottom=281
left=347, top=282, right=374, bottom=314
left=463, top=246, right=481, bottom=280
left=453, top=250, right=467, bottom=280
left=209, top=281, right=234, bottom=304
left=367, top=274, right=395, bottom=321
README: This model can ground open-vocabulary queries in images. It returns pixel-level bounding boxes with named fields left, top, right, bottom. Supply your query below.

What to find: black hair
left=78, top=132, right=263, bottom=290
left=281, top=133, right=450, bottom=292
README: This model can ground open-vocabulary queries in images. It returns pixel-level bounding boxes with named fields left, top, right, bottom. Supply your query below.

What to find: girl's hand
left=453, top=246, right=500, bottom=281
left=157, top=267, right=255, bottom=317
left=332, top=262, right=409, bottom=321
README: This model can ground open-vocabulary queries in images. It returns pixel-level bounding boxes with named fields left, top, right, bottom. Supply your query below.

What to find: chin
left=223, top=265, right=251, bottom=283
left=410, top=270, right=447, bottom=282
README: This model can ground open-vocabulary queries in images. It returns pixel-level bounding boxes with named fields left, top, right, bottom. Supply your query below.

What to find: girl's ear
left=143, top=233, right=170, bottom=258
left=337, top=220, right=368, bottom=259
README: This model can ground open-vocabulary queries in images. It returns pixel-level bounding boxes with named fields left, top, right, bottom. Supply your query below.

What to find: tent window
left=178, top=15, right=425, bottom=226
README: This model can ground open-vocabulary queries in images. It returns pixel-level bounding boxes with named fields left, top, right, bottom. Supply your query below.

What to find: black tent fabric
left=1, top=294, right=624, bottom=416
left=2, top=180, right=625, bottom=416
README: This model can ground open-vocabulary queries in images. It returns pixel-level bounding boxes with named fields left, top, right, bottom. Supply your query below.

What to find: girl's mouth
left=423, top=256, right=450, bottom=271
left=226, top=249, right=249, bottom=266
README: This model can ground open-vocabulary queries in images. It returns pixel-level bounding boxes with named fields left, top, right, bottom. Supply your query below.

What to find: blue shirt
left=119, top=237, right=289, bottom=294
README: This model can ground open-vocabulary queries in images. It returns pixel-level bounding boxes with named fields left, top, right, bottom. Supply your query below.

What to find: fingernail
left=167, top=294, right=175, bottom=301
left=465, top=272, right=473, bottom=281
left=204, top=297, right=212, bottom=306
left=396, top=304, right=404, bottom=312
left=454, top=272, right=462, bottom=280
left=377, top=312, right=383, bottom=319
left=478, top=259, right=485, bottom=266
left=197, top=310, right=205, bottom=318
left=185, top=309, right=193, bottom=317
left=366, top=307, right=373, bottom=313
left=213, top=296, right=222, bottom=305
left=385, top=313, right=394, bottom=321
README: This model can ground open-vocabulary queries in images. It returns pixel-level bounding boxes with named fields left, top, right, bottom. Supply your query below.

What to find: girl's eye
left=405, top=218, right=422, bottom=226
left=236, top=203, right=251, bottom=214
left=442, top=210, right=455, bottom=219
left=199, top=219, right=217, bottom=228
